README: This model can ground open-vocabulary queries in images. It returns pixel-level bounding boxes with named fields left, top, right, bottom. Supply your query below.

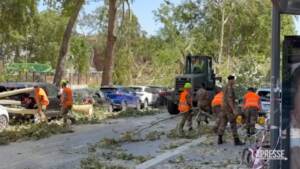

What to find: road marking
left=135, top=137, right=206, bottom=169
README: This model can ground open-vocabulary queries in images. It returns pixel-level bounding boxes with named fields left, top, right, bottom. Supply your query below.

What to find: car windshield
left=191, top=59, right=205, bottom=74
left=130, top=87, right=142, bottom=92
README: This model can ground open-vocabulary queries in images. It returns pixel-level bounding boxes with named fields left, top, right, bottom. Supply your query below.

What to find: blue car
left=100, top=86, right=141, bottom=111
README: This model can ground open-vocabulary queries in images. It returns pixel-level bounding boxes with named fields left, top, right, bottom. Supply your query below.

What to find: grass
left=98, top=138, right=121, bottom=149
left=168, top=155, right=185, bottom=164
left=95, top=132, right=141, bottom=150
left=73, top=108, right=108, bottom=125
left=116, top=152, right=149, bottom=163
left=111, top=109, right=161, bottom=118
left=82, top=131, right=152, bottom=168
left=0, top=123, right=73, bottom=145
left=81, top=156, right=128, bottom=169
left=145, top=131, right=165, bottom=141
left=162, top=143, right=181, bottom=150
left=119, top=131, right=142, bottom=142
left=74, top=108, right=161, bottom=125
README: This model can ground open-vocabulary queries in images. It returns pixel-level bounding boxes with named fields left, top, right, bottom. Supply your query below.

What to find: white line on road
left=135, top=137, right=206, bottom=169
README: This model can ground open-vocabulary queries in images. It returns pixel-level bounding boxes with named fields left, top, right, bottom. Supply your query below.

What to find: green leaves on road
left=0, top=123, right=73, bottom=145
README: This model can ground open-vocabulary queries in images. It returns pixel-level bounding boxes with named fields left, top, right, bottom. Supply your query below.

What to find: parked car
left=73, top=88, right=96, bottom=104
left=148, top=86, right=169, bottom=107
left=0, top=105, right=9, bottom=130
left=0, top=82, right=61, bottom=120
left=128, top=86, right=158, bottom=108
left=257, top=88, right=272, bottom=115
left=100, top=86, right=141, bottom=111
left=73, top=88, right=112, bottom=112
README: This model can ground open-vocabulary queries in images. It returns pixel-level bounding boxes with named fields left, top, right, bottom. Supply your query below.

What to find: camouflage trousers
left=177, top=111, right=193, bottom=135
left=244, top=107, right=258, bottom=135
left=212, top=106, right=221, bottom=133
left=195, top=106, right=210, bottom=131
left=217, top=110, right=238, bottom=138
left=62, top=105, right=73, bottom=124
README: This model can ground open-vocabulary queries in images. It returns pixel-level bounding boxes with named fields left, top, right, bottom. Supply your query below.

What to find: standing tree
left=101, top=0, right=132, bottom=86
left=101, top=0, right=117, bottom=86
left=53, top=0, right=85, bottom=87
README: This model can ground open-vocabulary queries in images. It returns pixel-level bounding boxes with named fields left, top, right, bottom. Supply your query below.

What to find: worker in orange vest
left=177, top=82, right=193, bottom=136
left=243, top=87, right=261, bottom=136
left=60, top=80, right=73, bottom=126
left=34, top=85, right=49, bottom=122
left=211, top=88, right=223, bottom=133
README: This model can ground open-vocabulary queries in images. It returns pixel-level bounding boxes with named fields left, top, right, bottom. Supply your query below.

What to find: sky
left=39, top=0, right=300, bottom=35
left=80, top=0, right=182, bottom=35
left=39, top=0, right=182, bottom=35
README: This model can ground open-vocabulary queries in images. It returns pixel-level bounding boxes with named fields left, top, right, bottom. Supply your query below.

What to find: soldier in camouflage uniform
left=177, top=83, right=193, bottom=136
left=195, top=84, right=210, bottom=132
left=217, top=75, right=244, bottom=145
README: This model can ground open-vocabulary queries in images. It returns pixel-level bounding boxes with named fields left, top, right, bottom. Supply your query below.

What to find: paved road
left=0, top=112, right=248, bottom=169
left=0, top=113, right=175, bottom=169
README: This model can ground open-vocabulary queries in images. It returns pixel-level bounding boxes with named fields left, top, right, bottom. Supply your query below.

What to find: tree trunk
left=92, top=46, right=104, bottom=71
left=53, top=0, right=85, bottom=87
left=218, top=2, right=225, bottom=64
left=101, top=0, right=117, bottom=86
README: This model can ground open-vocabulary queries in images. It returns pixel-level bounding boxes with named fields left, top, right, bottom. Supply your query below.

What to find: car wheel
left=167, top=100, right=179, bottom=115
left=108, top=104, right=113, bottom=112
left=143, top=99, right=149, bottom=109
left=121, top=101, right=127, bottom=111
left=136, top=100, right=142, bottom=111
left=0, top=115, right=8, bottom=130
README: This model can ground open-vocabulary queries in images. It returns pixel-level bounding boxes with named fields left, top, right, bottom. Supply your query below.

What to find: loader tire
left=167, top=100, right=179, bottom=115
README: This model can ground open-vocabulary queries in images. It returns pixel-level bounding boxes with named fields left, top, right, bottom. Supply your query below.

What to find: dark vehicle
left=0, top=82, right=61, bottom=120
left=100, top=86, right=141, bottom=111
left=73, top=88, right=112, bottom=112
left=165, top=55, right=221, bottom=114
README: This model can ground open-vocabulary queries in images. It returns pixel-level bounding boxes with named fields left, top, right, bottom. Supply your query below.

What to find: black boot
left=234, top=137, right=245, bottom=146
left=247, top=129, right=251, bottom=137
left=218, top=135, right=223, bottom=145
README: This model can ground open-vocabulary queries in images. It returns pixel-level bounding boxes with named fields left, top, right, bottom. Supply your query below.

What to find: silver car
left=0, top=105, right=9, bottom=130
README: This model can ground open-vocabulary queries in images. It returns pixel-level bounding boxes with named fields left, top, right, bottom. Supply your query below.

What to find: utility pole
left=270, top=1, right=281, bottom=168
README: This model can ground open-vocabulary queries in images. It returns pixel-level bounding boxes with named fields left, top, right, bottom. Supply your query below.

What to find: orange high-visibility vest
left=211, top=92, right=223, bottom=107
left=34, top=88, right=49, bottom=106
left=243, top=91, right=260, bottom=109
left=62, top=87, right=73, bottom=108
left=178, top=90, right=191, bottom=113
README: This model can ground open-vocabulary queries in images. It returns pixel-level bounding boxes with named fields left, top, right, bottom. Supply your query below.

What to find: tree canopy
left=0, top=0, right=296, bottom=91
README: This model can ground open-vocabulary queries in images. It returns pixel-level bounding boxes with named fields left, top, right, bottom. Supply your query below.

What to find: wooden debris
left=0, top=100, right=21, bottom=105
left=0, top=87, right=34, bottom=99
left=4, top=104, right=94, bottom=117
left=4, top=107, right=35, bottom=115
left=73, top=104, right=94, bottom=117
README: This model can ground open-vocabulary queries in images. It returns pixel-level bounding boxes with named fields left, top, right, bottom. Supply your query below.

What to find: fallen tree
left=3, top=104, right=94, bottom=116
left=4, top=107, right=35, bottom=115
left=0, top=88, right=33, bottom=99
left=72, top=104, right=94, bottom=117
left=0, top=100, right=21, bottom=105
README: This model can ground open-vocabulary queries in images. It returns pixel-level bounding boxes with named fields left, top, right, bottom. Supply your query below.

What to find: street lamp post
left=270, top=2, right=281, bottom=169
left=271, top=0, right=300, bottom=169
